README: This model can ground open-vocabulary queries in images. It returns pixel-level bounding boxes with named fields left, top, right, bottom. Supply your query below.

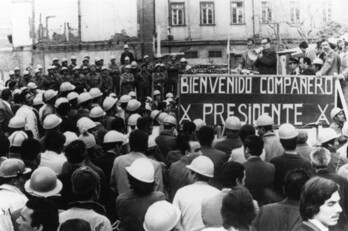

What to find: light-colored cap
left=8, top=131, right=28, bottom=147
left=186, top=156, right=214, bottom=178
left=127, top=99, right=141, bottom=112
left=165, top=92, right=174, bottom=98
left=63, top=131, right=78, bottom=146
left=193, top=118, right=206, bottom=131
left=62, top=58, right=68, bottom=62
left=77, top=117, right=97, bottom=134
left=67, top=92, right=79, bottom=101
left=110, top=55, right=116, bottom=60
left=225, top=116, right=241, bottom=130
left=278, top=123, right=299, bottom=139
left=128, top=113, right=142, bottom=126
left=54, top=97, right=69, bottom=108
left=330, top=107, right=343, bottom=120
left=153, top=90, right=161, bottom=96
left=256, top=114, right=274, bottom=126
left=78, top=92, right=92, bottom=105
left=312, top=58, right=324, bottom=66
left=71, top=55, right=77, bottom=60
left=0, top=159, right=31, bottom=178
left=43, top=114, right=62, bottom=130
left=27, top=82, right=37, bottom=90
left=124, top=44, right=129, bottom=49
left=180, top=57, right=187, bottom=62
left=104, top=130, right=125, bottom=143
left=9, top=116, right=26, bottom=129
left=60, top=82, right=76, bottom=92
left=125, top=158, right=155, bottom=183
left=89, top=106, right=106, bottom=118
left=103, top=96, right=117, bottom=111
left=89, top=88, right=103, bottom=99
left=119, top=94, right=132, bottom=103
left=43, top=89, right=58, bottom=101
left=128, top=91, right=136, bottom=97
left=318, top=128, right=340, bottom=144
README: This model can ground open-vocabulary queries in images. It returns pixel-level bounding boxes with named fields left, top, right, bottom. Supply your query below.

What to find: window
left=231, top=1, right=244, bottom=24
left=322, top=2, right=332, bottom=22
left=170, top=3, right=185, bottom=26
left=200, top=2, right=215, bottom=25
left=209, top=50, right=222, bottom=58
left=290, top=1, right=300, bottom=24
left=184, top=51, right=198, bottom=59
left=261, top=1, right=272, bottom=23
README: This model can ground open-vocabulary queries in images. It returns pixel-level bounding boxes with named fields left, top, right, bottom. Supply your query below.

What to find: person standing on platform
left=254, top=38, right=277, bottom=74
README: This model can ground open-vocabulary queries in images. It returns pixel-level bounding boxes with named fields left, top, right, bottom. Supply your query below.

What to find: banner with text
left=179, top=74, right=335, bottom=126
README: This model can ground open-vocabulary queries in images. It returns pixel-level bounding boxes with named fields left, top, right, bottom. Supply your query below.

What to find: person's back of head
left=338, top=164, right=348, bottom=181
left=137, top=116, right=153, bottom=134
left=218, top=161, right=245, bottom=188
left=19, top=197, right=59, bottom=231
left=297, top=130, right=308, bottom=145
left=197, top=125, right=214, bottom=146
left=239, top=124, right=256, bottom=144
left=59, top=219, right=92, bottom=231
left=65, top=140, right=87, bottom=164
left=283, top=168, right=311, bottom=201
left=221, top=186, right=256, bottom=230
left=310, top=147, right=331, bottom=169
left=129, top=129, right=149, bottom=153
left=57, top=102, right=71, bottom=117
left=182, top=121, right=196, bottom=136
left=44, top=131, right=66, bottom=153
left=299, top=177, right=339, bottom=222
left=21, top=138, right=41, bottom=161
left=299, top=41, right=309, bottom=50
left=244, top=135, right=264, bottom=157
left=1, top=88, right=11, bottom=101
left=111, top=117, right=126, bottom=133
left=71, top=166, right=100, bottom=202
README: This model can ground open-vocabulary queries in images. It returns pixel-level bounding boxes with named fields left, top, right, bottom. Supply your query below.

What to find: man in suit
left=243, top=135, right=275, bottom=206
left=0, top=88, right=14, bottom=136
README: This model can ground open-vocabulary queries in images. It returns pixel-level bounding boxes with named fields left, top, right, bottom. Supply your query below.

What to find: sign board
left=179, top=74, right=335, bottom=126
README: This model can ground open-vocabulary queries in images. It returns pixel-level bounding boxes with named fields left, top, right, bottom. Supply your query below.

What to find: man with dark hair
left=39, top=131, right=67, bottom=175
left=198, top=125, right=227, bottom=187
left=253, top=168, right=311, bottom=231
left=0, top=88, right=14, bottom=136
left=270, top=123, right=312, bottom=199
left=254, top=37, right=277, bottom=74
left=243, top=135, right=275, bottom=206
left=0, top=134, right=10, bottom=164
left=16, top=197, right=59, bottom=231
left=110, top=129, right=163, bottom=195
left=237, top=38, right=256, bottom=71
left=299, top=57, right=316, bottom=75
left=316, top=39, right=340, bottom=77
left=59, top=166, right=112, bottom=231
left=295, top=177, right=342, bottom=231
left=168, top=136, right=202, bottom=201
left=21, top=138, right=41, bottom=170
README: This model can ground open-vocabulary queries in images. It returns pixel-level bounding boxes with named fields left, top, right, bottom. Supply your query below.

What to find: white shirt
left=308, top=219, right=329, bottom=231
left=39, top=150, right=67, bottom=175
left=173, top=181, right=220, bottom=231
left=15, top=105, right=39, bottom=139
left=229, top=146, right=265, bottom=163
left=0, top=184, right=27, bottom=214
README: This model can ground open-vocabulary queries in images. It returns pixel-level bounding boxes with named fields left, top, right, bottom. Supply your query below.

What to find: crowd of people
left=0, top=39, right=348, bottom=231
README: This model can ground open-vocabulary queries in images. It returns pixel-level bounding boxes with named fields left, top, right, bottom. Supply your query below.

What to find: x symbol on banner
left=316, top=104, right=330, bottom=125
left=180, top=104, right=191, bottom=124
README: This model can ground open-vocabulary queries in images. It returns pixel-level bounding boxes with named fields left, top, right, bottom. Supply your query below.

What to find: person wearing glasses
left=254, top=38, right=277, bottom=75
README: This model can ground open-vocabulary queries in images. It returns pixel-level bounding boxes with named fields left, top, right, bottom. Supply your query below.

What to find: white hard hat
left=77, top=117, right=97, bottom=134
left=143, top=201, right=181, bottom=231
left=127, top=99, right=141, bottom=112
left=43, top=114, right=62, bottom=130
left=104, top=130, right=125, bottom=143
left=180, top=57, right=187, bottom=62
left=330, top=107, right=343, bottom=119
left=128, top=91, right=136, bottom=98
left=125, top=158, right=155, bottom=183
left=54, top=97, right=69, bottom=108
left=328, top=37, right=338, bottom=45
left=343, top=122, right=348, bottom=137
left=153, top=90, right=161, bottom=96
left=318, top=128, right=340, bottom=144
left=124, top=44, right=129, bottom=49
left=256, top=114, right=274, bottom=126
left=102, top=96, right=117, bottom=111
left=128, top=113, right=141, bottom=126
left=14, top=66, right=20, bottom=71
left=23, top=70, right=29, bottom=75
left=163, top=115, right=177, bottom=126
left=60, top=82, right=76, bottom=92
left=52, top=57, right=59, bottom=62
left=89, top=106, right=106, bottom=118
left=89, top=88, right=103, bottom=99
left=73, top=66, right=80, bottom=71
left=36, top=64, right=43, bottom=69
left=145, top=103, right=152, bottom=111
left=225, top=116, right=241, bottom=130
left=186, top=156, right=214, bottom=178
left=110, top=55, right=116, bottom=60
left=9, top=70, right=14, bottom=75
left=278, top=123, right=299, bottom=139
left=109, top=93, right=117, bottom=98
left=33, top=95, right=44, bottom=106
left=8, top=131, right=28, bottom=147
left=79, top=132, right=96, bottom=149
left=193, top=118, right=206, bottom=131
left=157, top=112, right=169, bottom=125
left=63, top=131, right=78, bottom=146
left=43, top=89, right=58, bottom=101
left=24, top=167, right=63, bottom=198
left=78, top=92, right=92, bottom=105
left=34, top=68, right=40, bottom=74
left=165, top=92, right=174, bottom=98
left=144, top=55, right=149, bottom=59
left=9, top=116, right=26, bottom=129
left=67, top=92, right=79, bottom=101
left=47, top=65, right=56, bottom=70
left=71, top=55, right=77, bottom=60
left=119, top=94, right=132, bottom=104
left=101, top=66, right=108, bottom=71
left=27, top=82, right=37, bottom=90
left=94, top=57, right=101, bottom=62
left=131, top=61, right=137, bottom=69
left=62, top=58, right=68, bottom=62
left=312, top=58, right=324, bottom=66
left=125, top=64, right=131, bottom=69
left=61, top=67, right=68, bottom=72
left=150, top=110, right=160, bottom=120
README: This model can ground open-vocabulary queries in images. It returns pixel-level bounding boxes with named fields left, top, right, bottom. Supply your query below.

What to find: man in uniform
left=108, top=55, right=120, bottom=95
left=120, top=44, right=134, bottom=65
left=166, top=54, right=179, bottom=95
left=85, top=64, right=102, bottom=91
left=42, top=66, right=61, bottom=91
left=68, top=55, right=77, bottom=74
left=100, top=66, right=113, bottom=96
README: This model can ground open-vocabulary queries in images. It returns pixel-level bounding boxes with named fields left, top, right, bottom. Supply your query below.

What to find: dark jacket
left=243, top=156, right=275, bottom=206
left=0, top=100, right=14, bottom=135
left=254, top=48, right=277, bottom=74
left=155, top=130, right=177, bottom=158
